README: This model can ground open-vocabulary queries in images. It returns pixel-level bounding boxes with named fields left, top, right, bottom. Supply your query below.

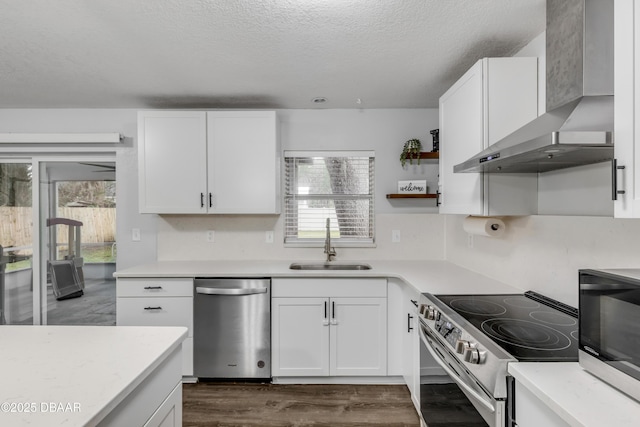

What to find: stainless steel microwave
left=579, top=269, right=640, bottom=402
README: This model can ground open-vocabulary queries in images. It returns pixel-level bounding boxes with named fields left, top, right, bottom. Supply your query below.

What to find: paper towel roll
left=462, top=216, right=505, bottom=237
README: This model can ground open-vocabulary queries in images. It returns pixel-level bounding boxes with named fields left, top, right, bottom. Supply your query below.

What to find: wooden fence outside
left=0, top=207, right=116, bottom=249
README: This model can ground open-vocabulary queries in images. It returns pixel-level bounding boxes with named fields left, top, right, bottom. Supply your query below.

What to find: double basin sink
left=289, top=262, right=372, bottom=271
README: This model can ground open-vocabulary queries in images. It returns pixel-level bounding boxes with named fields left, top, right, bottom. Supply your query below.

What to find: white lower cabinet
left=116, top=278, right=194, bottom=376
left=330, top=297, right=387, bottom=376
left=402, top=285, right=420, bottom=409
left=271, top=278, right=387, bottom=377
left=144, top=383, right=183, bottom=427
left=514, top=380, right=570, bottom=427
left=272, top=297, right=330, bottom=376
left=99, top=345, right=183, bottom=427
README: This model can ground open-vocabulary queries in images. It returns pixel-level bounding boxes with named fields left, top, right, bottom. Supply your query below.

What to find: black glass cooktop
left=434, top=291, right=579, bottom=362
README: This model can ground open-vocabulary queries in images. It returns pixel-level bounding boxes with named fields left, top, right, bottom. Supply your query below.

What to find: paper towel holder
left=463, top=215, right=506, bottom=237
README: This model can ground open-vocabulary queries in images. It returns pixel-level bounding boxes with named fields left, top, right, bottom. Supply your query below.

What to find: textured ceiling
left=0, top=0, right=545, bottom=109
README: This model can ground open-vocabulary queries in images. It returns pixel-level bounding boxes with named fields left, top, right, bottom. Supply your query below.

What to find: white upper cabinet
left=614, top=0, right=640, bottom=217
left=438, top=57, right=539, bottom=215
left=138, top=110, right=280, bottom=214
left=206, top=111, right=279, bottom=214
left=138, top=111, right=208, bottom=214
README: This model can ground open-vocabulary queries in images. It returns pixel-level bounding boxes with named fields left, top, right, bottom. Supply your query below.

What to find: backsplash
left=445, top=214, right=640, bottom=306
left=157, top=213, right=445, bottom=261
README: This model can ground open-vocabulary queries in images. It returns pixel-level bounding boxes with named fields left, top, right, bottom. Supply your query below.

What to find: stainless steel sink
left=289, top=262, right=372, bottom=271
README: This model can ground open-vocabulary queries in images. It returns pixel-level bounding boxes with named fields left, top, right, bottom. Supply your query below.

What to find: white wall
left=157, top=108, right=444, bottom=261
left=0, top=108, right=445, bottom=266
left=445, top=215, right=640, bottom=306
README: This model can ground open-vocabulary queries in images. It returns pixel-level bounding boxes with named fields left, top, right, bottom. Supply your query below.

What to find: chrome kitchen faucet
left=324, top=218, right=336, bottom=262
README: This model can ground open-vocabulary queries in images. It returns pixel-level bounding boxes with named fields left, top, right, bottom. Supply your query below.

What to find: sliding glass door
left=40, top=160, right=117, bottom=325
left=0, top=156, right=116, bottom=325
left=0, top=161, right=34, bottom=324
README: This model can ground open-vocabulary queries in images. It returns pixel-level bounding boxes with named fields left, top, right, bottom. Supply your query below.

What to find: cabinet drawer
left=117, top=297, right=193, bottom=335
left=272, top=278, right=387, bottom=298
left=117, top=278, right=193, bottom=297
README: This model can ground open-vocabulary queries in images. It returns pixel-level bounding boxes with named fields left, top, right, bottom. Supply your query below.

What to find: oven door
left=419, top=320, right=504, bottom=427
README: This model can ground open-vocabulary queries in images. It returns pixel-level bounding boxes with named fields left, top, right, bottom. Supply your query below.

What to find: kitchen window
left=284, top=151, right=374, bottom=246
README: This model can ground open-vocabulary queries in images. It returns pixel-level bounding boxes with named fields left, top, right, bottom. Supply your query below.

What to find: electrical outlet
left=265, top=231, right=274, bottom=243
left=206, top=230, right=215, bottom=243
left=132, top=228, right=141, bottom=242
left=392, top=230, right=401, bottom=243
left=467, top=233, right=474, bottom=249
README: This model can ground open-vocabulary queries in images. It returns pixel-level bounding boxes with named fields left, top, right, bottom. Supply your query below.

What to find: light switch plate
left=206, top=230, right=215, bottom=243
left=265, top=231, right=274, bottom=243
left=132, top=228, right=141, bottom=242
left=392, top=230, right=401, bottom=243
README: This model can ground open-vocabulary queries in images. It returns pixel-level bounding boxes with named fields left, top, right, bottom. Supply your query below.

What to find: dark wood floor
left=183, top=383, right=421, bottom=427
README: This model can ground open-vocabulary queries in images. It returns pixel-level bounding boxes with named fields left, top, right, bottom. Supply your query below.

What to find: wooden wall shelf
left=417, top=152, right=439, bottom=159
left=386, top=193, right=438, bottom=199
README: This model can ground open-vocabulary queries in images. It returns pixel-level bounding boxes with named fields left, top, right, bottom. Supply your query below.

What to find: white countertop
left=114, top=259, right=520, bottom=295
left=508, top=362, right=640, bottom=427
left=0, top=325, right=187, bottom=427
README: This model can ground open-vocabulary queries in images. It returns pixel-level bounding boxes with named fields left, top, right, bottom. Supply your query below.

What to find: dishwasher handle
left=195, top=286, right=268, bottom=296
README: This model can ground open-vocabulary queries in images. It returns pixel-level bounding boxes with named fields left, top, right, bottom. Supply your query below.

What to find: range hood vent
left=455, top=0, right=614, bottom=174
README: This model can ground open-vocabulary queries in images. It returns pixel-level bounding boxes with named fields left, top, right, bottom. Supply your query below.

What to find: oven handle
left=419, top=322, right=495, bottom=414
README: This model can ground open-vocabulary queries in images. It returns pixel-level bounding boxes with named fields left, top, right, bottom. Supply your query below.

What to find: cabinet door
left=438, top=58, right=538, bottom=215
left=207, top=111, right=279, bottom=214
left=438, top=60, right=485, bottom=215
left=330, top=297, right=387, bottom=376
left=138, top=111, right=208, bottom=214
left=614, top=0, right=640, bottom=217
left=143, top=383, right=182, bottom=427
left=515, top=380, right=570, bottom=427
left=272, top=297, right=330, bottom=376
left=402, top=290, right=419, bottom=407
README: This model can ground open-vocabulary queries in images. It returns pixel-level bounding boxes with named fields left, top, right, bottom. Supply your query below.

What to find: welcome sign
left=398, top=180, right=427, bottom=194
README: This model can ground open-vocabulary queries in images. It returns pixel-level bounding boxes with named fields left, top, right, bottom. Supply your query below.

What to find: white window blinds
left=284, top=151, right=375, bottom=245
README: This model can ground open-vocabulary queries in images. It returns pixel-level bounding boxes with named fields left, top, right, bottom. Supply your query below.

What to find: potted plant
left=400, top=138, right=422, bottom=167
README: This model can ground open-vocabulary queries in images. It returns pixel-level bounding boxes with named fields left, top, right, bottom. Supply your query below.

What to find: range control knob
left=419, top=304, right=429, bottom=316
left=426, top=307, right=439, bottom=320
left=463, top=347, right=486, bottom=365
left=455, top=339, right=471, bottom=355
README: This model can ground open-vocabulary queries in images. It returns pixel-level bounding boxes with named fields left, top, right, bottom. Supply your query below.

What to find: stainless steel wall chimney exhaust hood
left=454, top=0, right=614, bottom=174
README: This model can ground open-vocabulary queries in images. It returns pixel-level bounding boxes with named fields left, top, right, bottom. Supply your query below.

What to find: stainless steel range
left=417, top=291, right=578, bottom=427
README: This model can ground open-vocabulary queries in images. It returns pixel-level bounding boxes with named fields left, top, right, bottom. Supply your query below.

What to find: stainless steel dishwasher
left=193, top=278, right=271, bottom=379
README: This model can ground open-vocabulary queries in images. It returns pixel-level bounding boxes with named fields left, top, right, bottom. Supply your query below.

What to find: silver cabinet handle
left=195, top=286, right=268, bottom=296
left=612, top=158, right=626, bottom=201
